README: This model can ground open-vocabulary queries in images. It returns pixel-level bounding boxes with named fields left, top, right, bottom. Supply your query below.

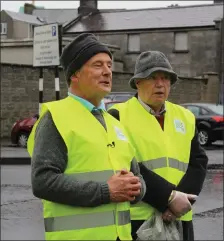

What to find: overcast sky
left=1, top=1, right=213, bottom=12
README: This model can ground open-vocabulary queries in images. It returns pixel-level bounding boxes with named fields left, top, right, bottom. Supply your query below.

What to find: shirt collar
left=68, top=92, right=106, bottom=112
left=137, top=96, right=166, bottom=116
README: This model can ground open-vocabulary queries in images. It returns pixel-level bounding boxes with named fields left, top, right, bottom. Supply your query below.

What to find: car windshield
left=207, top=104, right=223, bottom=115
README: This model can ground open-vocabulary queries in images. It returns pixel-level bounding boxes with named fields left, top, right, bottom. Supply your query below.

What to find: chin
left=154, top=99, right=165, bottom=105
left=155, top=96, right=165, bottom=101
left=101, top=87, right=111, bottom=94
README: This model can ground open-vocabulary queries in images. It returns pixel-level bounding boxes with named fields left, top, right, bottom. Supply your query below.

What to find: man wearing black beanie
left=60, top=33, right=113, bottom=86
left=27, top=33, right=146, bottom=240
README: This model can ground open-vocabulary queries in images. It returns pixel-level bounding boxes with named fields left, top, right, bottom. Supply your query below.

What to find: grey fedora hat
left=129, top=51, right=178, bottom=89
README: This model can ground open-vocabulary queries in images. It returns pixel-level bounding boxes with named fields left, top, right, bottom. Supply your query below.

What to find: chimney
left=78, top=0, right=98, bottom=15
left=214, top=0, right=223, bottom=4
left=24, top=3, right=36, bottom=14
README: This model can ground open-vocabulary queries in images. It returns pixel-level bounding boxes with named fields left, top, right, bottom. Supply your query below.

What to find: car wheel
left=17, top=132, right=29, bottom=148
left=198, top=129, right=211, bottom=146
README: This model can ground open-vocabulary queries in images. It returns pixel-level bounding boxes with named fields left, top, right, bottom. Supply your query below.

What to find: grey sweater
left=31, top=111, right=146, bottom=207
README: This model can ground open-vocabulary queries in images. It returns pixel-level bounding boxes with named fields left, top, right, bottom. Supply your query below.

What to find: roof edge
left=64, top=25, right=216, bottom=34
left=97, top=3, right=223, bottom=13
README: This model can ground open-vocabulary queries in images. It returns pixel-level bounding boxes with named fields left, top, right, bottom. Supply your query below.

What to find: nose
left=155, top=78, right=164, bottom=86
left=102, top=64, right=112, bottom=76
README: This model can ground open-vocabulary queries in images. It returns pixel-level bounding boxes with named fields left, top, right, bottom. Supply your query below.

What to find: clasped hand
left=107, top=169, right=141, bottom=202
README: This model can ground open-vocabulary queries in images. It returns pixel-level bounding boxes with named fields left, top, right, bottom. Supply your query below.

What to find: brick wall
left=0, top=64, right=219, bottom=138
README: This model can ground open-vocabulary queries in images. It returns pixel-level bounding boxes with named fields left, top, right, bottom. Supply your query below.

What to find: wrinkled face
left=71, top=53, right=112, bottom=99
left=136, top=71, right=171, bottom=107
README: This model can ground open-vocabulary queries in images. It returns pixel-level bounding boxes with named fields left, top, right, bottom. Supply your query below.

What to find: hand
left=119, top=169, right=134, bottom=177
left=162, top=209, right=176, bottom=222
left=168, top=191, right=197, bottom=218
left=107, top=171, right=141, bottom=202
left=119, top=169, right=141, bottom=192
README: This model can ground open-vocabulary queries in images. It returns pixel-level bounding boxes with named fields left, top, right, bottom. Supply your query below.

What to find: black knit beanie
left=60, top=33, right=112, bottom=85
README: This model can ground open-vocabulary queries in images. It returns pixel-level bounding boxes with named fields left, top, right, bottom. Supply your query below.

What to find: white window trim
left=0, top=23, right=7, bottom=35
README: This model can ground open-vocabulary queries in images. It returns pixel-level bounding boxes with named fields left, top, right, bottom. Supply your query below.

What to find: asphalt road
left=1, top=147, right=223, bottom=240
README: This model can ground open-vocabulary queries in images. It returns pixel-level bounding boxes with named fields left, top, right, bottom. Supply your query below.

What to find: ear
left=135, top=80, right=140, bottom=89
left=70, top=71, right=80, bottom=84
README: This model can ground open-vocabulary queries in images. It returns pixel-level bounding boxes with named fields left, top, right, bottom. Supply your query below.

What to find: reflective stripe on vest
left=68, top=170, right=129, bottom=182
left=141, top=157, right=188, bottom=172
left=71, top=170, right=114, bottom=182
left=169, top=158, right=188, bottom=172
left=45, top=210, right=130, bottom=232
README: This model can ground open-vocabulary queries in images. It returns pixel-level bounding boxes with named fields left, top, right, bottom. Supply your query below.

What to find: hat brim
left=129, top=67, right=178, bottom=89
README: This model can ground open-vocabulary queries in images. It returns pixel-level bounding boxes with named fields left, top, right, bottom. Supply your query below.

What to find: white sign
left=33, top=23, right=60, bottom=67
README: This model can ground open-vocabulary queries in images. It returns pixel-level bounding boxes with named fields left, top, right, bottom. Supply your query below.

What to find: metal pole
left=55, top=66, right=60, bottom=100
left=54, top=24, right=63, bottom=101
left=38, top=67, right=43, bottom=114
left=220, top=17, right=224, bottom=104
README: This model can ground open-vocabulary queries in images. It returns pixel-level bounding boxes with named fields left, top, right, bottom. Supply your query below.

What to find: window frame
left=0, top=23, right=7, bottom=35
left=127, top=34, right=140, bottom=54
left=200, top=107, right=210, bottom=115
left=173, top=31, right=189, bottom=53
left=186, top=105, right=200, bottom=117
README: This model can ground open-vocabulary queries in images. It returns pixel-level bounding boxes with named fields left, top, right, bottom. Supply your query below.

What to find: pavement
left=0, top=140, right=30, bottom=164
left=1, top=141, right=223, bottom=240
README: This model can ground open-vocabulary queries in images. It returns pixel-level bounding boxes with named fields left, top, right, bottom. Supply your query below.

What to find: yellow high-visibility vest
left=27, top=96, right=136, bottom=240
left=111, top=97, right=195, bottom=221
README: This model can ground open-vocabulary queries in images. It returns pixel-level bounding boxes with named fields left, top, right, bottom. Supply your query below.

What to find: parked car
left=105, top=101, right=123, bottom=110
left=104, top=92, right=135, bottom=103
left=104, top=92, right=135, bottom=110
left=11, top=114, right=39, bottom=147
left=181, top=103, right=224, bottom=146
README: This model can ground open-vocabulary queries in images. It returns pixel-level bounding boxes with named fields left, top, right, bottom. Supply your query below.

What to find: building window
left=28, top=24, right=34, bottom=38
left=174, top=32, right=188, bottom=52
left=0, top=23, right=7, bottom=35
left=127, top=34, right=140, bottom=53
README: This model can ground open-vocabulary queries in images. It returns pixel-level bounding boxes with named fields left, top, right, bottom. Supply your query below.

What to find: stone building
left=0, top=10, right=43, bottom=39
left=62, top=1, right=223, bottom=78
left=32, top=0, right=224, bottom=100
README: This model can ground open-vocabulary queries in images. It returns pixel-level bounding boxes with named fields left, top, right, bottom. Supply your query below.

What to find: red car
left=11, top=114, right=39, bottom=147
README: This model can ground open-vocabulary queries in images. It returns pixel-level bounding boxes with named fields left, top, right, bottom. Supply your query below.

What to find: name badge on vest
left=114, top=126, right=127, bottom=141
left=174, top=119, right=186, bottom=134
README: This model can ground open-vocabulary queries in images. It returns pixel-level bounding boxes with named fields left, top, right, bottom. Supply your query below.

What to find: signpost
left=33, top=23, right=62, bottom=113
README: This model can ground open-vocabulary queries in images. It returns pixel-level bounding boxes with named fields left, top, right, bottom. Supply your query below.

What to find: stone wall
left=0, top=64, right=133, bottom=138
left=0, top=64, right=219, bottom=138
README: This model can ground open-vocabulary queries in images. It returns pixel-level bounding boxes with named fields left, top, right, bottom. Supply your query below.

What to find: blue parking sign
left=52, top=26, right=57, bottom=36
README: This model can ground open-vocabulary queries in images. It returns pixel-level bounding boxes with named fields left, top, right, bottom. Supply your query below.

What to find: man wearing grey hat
left=108, top=51, right=208, bottom=240
left=27, top=33, right=146, bottom=240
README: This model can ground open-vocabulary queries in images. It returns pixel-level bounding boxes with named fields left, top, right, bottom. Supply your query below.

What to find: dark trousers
left=131, top=220, right=194, bottom=241
left=182, top=221, right=194, bottom=241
